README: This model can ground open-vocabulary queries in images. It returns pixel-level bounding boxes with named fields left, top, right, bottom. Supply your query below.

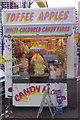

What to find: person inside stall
left=48, top=61, right=56, bottom=80
left=19, top=54, right=28, bottom=76
left=44, top=63, right=49, bottom=73
left=28, top=61, right=35, bottom=74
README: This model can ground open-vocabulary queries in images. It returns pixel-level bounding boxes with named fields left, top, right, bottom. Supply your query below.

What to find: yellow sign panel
left=0, top=55, right=5, bottom=65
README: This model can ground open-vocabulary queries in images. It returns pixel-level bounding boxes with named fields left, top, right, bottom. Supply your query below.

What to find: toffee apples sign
left=2, top=7, right=75, bottom=25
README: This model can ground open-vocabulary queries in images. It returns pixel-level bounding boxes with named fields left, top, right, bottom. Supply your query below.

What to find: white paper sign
left=13, top=83, right=67, bottom=107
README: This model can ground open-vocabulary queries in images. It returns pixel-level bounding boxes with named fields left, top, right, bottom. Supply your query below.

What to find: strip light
left=14, top=37, right=67, bottom=40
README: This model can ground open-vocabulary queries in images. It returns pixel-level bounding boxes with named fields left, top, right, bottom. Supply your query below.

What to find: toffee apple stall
left=2, top=7, right=77, bottom=108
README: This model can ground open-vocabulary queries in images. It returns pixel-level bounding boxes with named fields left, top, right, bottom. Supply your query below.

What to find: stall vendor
left=48, top=61, right=56, bottom=79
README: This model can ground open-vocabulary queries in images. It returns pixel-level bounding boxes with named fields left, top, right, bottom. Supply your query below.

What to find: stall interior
left=12, top=36, right=67, bottom=80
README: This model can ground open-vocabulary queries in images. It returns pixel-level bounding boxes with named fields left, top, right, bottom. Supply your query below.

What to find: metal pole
left=1, top=0, right=3, bottom=9
left=29, top=0, right=31, bottom=8
left=1, top=26, right=3, bottom=56
left=29, top=0, right=35, bottom=8
left=24, top=0, right=26, bottom=8
left=1, top=0, right=3, bottom=56
left=10, top=0, right=12, bottom=9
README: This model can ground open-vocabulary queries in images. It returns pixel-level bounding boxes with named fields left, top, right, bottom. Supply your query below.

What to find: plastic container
left=55, top=83, right=63, bottom=114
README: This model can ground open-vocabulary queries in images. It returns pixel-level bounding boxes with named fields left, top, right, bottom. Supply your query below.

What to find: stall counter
left=12, top=76, right=67, bottom=107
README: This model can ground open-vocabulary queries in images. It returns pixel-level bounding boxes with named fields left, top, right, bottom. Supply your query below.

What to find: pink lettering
left=56, top=26, right=60, bottom=32
left=63, top=11, right=69, bottom=20
left=20, top=28, right=22, bottom=33
left=54, top=12, right=58, bottom=21
left=58, top=11, right=64, bottom=21
left=19, top=92, right=25, bottom=99
left=29, top=86, right=36, bottom=93
left=38, top=12, right=44, bottom=22
left=15, top=94, right=20, bottom=101
left=62, top=27, right=64, bottom=31
left=36, top=86, right=40, bottom=92
left=44, top=12, right=49, bottom=21
left=27, top=28, right=30, bottom=32
left=67, top=26, right=70, bottom=31
left=62, top=96, right=66, bottom=101
left=38, top=27, right=41, bottom=32
left=5, top=28, right=9, bottom=33
left=15, top=28, right=18, bottom=33
left=21, top=13, right=25, bottom=21
left=30, top=12, right=34, bottom=22
left=16, top=13, right=20, bottom=21
left=42, top=86, right=46, bottom=93
left=50, top=89, right=55, bottom=95
left=42, top=27, right=45, bottom=32
left=6, top=13, right=11, bottom=22
left=24, top=13, right=30, bottom=21
left=23, top=88, right=30, bottom=95
left=11, top=13, right=15, bottom=22
left=48, top=12, right=55, bottom=21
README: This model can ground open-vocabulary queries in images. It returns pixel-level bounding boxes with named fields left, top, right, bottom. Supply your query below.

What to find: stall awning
left=35, top=0, right=48, bottom=7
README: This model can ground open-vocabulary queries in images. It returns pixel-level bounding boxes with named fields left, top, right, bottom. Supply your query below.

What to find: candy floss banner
left=13, top=83, right=67, bottom=107
left=2, top=7, right=75, bottom=25
left=3, top=24, right=72, bottom=36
